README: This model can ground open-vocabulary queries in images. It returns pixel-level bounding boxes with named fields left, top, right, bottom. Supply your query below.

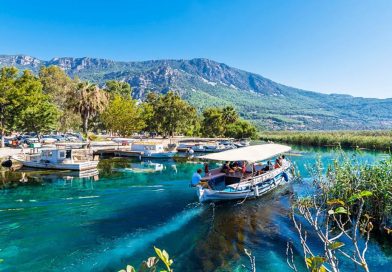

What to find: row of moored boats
left=9, top=139, right=293, bottom=204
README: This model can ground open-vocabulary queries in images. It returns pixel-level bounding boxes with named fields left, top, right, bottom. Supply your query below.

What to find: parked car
left=25, top=137, right=39, bottom=145
left=40, top=135, right=58, bottom=144
left=65, top=133, right=81, bottom=142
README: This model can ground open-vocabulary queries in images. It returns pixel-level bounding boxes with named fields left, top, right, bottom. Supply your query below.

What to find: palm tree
left=68, top=82, right=108, bottom=134
left=222, top=106, right=239, bottom=123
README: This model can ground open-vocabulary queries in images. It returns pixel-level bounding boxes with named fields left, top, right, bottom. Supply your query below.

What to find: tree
left=143, top=92, right=161, bottom=133
left=225, top=120, right=257, bottom=139
left=143, top=91, right=196, bottom=137
left=155, top=91, right=196, bottom=137
left=201, top=106, right=257, bottom=138
left=67, top=81, right=109, bottom=134
left=222, top=105, right=239, bottom=123
left=101, top=94, right=145, bottom=136
left=105, top=80, right=132, bottom=98
left=19, top=100, right=59, bottom=135
left=0, top=67, right=23, bottom=147
left=39, top=66, right=81, bottom=131
left=201, top=108, right=225, bottom=137
left=16, top=70, right=59, bottom=135
left=183, top=109, right=201, bottom=136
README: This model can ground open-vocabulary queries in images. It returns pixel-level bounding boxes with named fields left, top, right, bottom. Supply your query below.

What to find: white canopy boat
left=13, top=148, right=99, bottom=171
left=196, top=144, right=293, bottom=203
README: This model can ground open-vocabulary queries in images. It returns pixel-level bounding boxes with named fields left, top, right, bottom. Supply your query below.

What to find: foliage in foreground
left=118, top=246, right=257, bottom=272
left=288, top=151, right=392, bottom=272
left=260, top=131, right=392, bottom=151
left=119, top=247, right=173, bottom=272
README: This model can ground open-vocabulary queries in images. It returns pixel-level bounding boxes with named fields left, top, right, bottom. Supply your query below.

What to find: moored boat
left=115, top=142, right=177, bottom=159
left=13, top=148, right=99, bottom=171
left=194, top=144, right=292, bottom=203
left=114, top=161, right=164, bottom=173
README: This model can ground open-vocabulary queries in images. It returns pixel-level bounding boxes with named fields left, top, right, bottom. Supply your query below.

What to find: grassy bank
left=259, top=131, right=392, bottom=151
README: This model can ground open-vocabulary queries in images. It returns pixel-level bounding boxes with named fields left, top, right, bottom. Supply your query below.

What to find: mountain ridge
left=1, top=54, right=391, bottom=130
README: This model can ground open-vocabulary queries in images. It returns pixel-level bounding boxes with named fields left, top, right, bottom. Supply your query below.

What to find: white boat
left=13, top=148, right=99, bottom=171
left=115, top=162, right=164, bottom=173
left=114, top=142, right=177, bottom=158
left=195, top=144, right=292, bottom=203
left=177, top=142, right=233, bottom=153
left=132, top=142, right=177, bottom=158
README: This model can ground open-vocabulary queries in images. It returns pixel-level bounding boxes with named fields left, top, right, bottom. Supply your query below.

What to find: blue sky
left=0, top=0, right=391, bottom=98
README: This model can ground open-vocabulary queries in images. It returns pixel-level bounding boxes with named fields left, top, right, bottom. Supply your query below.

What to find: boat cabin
left=131, top=142, right=165, bottom=153
left=39, top=149, right=73, bottom=163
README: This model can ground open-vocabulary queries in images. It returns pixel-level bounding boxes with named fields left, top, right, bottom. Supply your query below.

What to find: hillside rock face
left=1, top=54, right=391, bottom=130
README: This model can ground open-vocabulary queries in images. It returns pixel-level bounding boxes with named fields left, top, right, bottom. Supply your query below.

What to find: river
left=0, top=146, right=391, bottom=271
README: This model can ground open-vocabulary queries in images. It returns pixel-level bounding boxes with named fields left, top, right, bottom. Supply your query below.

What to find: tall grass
left=260, top=131, right=392, bottom=151
left=306, top=150, right=392, bottom=228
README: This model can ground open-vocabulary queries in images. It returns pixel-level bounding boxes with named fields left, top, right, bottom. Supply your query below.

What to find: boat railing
left=228, top=162, right=291, bottom=189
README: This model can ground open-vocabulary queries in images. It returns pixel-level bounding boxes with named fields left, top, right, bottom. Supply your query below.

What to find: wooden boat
left=195, top=144, right=292, bottom=203
left=13, top=148, right=99, bottom=171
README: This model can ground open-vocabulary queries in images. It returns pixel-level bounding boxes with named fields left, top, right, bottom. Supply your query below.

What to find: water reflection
left=188, top=187, right=297, bottom=271
left=0, top=150, right=390, bottom=272
left=0, top=168, right=99, bottom=190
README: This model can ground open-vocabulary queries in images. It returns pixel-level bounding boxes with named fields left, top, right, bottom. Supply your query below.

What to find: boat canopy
left=200, top=144, right=291, bottom=163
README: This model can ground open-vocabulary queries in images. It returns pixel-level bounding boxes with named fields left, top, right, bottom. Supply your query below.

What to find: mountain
left=1, top=54, right=392, bottom=130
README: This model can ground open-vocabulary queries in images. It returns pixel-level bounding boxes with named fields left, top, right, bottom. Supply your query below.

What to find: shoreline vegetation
left=289, top=150, right=392, bottom=272
left=0, top=66, right=257, bottom=147
left=260, top=131, right=392, bottom=151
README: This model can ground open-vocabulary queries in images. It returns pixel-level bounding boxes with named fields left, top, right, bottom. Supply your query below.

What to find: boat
left=177, top=142, right=233, bottom=153
left=114, top=161, right=164, bottom=173
left=115, top=142, right=177, bottom=159
left=195, top=144, right=292, bottom=203
left=13, top=148, right=99, bottom=171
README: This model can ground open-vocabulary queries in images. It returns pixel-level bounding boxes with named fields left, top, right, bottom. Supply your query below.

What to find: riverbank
left=0, top=136, right=233, bottom=159
left=259, top=131, right=392, bottom=151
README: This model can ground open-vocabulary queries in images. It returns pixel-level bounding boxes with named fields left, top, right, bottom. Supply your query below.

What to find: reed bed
left=260, top=131, right=392, bottom=151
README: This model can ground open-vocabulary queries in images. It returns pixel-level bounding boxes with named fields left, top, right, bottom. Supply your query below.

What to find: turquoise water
left=0, top=147, right=391, bottom=271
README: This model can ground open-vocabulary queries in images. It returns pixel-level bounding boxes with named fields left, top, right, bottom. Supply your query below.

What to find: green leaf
left=348, top=190, right=373, bottom=202
left=154, top=246, right=173, bottom=271
left=334, top=207, right=349, bottom=215
left=327, top=199, right=345, bottom=206
left=328, top=241, right=345, bottom=250
left=306, top=256, right=327, bottom=272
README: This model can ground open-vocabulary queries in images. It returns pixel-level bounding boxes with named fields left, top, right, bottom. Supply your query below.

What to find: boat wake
left=64, top=205, right=203, bottom=271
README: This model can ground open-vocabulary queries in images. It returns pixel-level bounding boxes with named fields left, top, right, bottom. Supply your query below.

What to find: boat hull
left=15, top=160, right=99, bottom=171
left=114, top=150, right=177, bottom=159
left=197, top=165, right=292, bottom=203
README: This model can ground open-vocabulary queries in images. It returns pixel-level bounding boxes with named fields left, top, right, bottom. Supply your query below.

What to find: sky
left=0, top=0, right=391, bottom=98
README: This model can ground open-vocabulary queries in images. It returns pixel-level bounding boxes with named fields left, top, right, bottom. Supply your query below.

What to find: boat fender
left=282, top=172, right=289, bottom=182
left=254, top=185, right=260, bottom=197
